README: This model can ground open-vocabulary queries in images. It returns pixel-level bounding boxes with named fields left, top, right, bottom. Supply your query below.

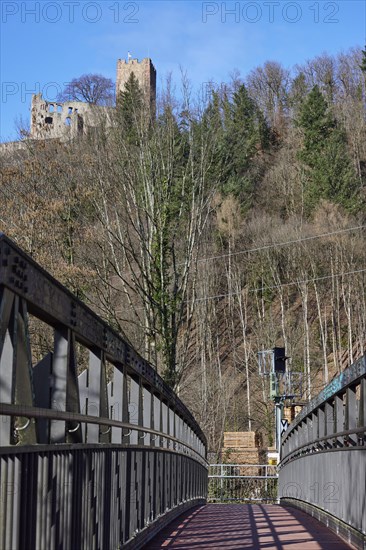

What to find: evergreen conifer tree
left=117, top=72, right=144, bottom=143
left=221, top=84, right=270, bottom=207
left=360, top=46, right=366, bottom=74
left=297, top=85, right=360, bottom=212
left=289, top=72, right=308, bottom=114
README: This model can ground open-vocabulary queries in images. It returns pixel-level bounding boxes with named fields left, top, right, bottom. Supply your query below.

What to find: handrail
left=278, top=355, right=366, bottom=548
left=281, top=354, right=366, bottom=443
left=0, top=402, right=208, bottom=466
left=279, top=427, right=365, bottom=467
left=0, top=233, right=208, bottom=549
left=0, top=232, right=206, bottom=447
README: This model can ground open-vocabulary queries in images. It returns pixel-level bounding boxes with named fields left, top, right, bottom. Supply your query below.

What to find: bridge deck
left=145, top=504, right=352, bottom=549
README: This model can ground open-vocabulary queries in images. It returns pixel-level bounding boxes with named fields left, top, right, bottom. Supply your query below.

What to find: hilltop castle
left=8, top=57, right=156, bottom=147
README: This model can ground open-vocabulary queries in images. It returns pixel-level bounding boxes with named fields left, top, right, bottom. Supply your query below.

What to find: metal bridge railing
left=208, top=464, right=278, bottom=503
left=279, top=354, right=366, bottom=550
left=0, top=233, right=208, bottom=550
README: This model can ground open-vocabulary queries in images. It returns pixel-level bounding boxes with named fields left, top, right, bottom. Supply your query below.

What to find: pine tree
left=297, top=86, right=360, bottom=212
left=200, top=90, right=226, bottom=186
left=116, top=72, right=144, bottom=143
left=289, top=72, right=308, bottom=114
left=221, top=84, right=270, bottom=208
left=360, top=46, right=366, bottom=74
left=297, top=85, right=334, bottom=165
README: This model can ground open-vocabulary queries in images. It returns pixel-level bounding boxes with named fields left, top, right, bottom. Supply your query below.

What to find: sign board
left=280, top=419, right=289, bottom=436
left=267, top=451, right=279, bottom=465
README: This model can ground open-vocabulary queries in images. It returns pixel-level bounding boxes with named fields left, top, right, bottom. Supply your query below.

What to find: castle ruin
left=116, top=57, right=156, bottom=111
left=30, top=95, right=115, bottom=141
left=4, top=57, right=157, bottom=147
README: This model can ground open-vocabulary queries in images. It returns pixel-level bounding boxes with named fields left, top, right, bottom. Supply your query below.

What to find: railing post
left=360, top=378, right=366, bottom=446
left=318, top=406, right=325, bottom=449
left=130, top=374, right=142, bottom=445
left=162, top=401, right=168, bottom=449
left=346, top=385, right=357, bottom=445
left=142, top=385, right=153, bottom=525
left=109, top=366, right=124, bottom=443
left=0, top=288, right=16, bottom=445
left=153, top=394, right=161, bottom=447
left=50, top=328, right=69, bottom=443
left=87, top=349, right=109, bottom=443
left=334, top=394, right=344, bottom=447
left=142, top=385, right=152, bottom=446
left=324, top=401, right=333, bottom=448
left=220, top=464, right=224, bottom=502
left=168, top=406, right=175, bottom=450
left=312, top=411, right=318, bottom=448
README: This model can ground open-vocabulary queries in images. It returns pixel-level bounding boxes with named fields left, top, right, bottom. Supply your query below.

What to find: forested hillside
left=1, top=46, right=365, bottom=453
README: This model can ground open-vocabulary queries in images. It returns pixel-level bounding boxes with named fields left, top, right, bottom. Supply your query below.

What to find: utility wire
left=194, top=268, right=366, bottom=303
left=195, top=225, right=366, bottom=265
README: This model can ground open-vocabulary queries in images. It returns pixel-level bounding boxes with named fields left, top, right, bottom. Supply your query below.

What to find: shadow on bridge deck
left=144, top=504, right=352, bottom=549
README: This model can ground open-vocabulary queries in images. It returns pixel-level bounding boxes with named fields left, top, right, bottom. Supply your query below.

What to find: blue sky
left=1, top=0, right=365, bottom=142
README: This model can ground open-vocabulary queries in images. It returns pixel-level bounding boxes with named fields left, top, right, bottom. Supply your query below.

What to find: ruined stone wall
left=116, top=57, right=156, bottom=109
left=2, top=57, right=157, bottom=148
left=0, top=140, right=28, bottom=155
left=30, top=94, right=114, bottom=142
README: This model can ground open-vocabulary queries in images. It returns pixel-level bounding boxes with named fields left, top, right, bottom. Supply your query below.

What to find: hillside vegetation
left=1, top=46, right=365, bottom=452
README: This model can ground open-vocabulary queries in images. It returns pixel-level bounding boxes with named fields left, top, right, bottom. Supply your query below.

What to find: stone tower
left=116, top=57, right=156, bottom=111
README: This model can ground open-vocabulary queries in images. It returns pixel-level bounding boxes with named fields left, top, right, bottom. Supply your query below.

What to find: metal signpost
left=258, top=347, right=302, bottom=459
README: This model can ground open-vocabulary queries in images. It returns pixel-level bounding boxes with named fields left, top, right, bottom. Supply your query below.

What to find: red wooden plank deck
left=145, top=504, right=352, bottom=549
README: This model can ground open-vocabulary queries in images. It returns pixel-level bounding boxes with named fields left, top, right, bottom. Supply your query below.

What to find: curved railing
left=278, top=354, right=366, bottom=549
left=0, top=234, right=207, bottom=550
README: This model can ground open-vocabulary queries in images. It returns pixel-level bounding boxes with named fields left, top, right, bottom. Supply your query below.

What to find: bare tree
left=246, top=61, right=290, bottom=131
left=58, top=74, right=115, bottom=106
left=88, top=79, right=220, bottom=386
